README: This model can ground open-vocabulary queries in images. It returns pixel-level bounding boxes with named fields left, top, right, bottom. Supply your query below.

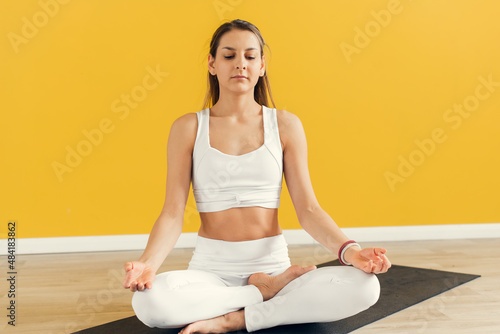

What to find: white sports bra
left=191, top=105, right=283, bottom=212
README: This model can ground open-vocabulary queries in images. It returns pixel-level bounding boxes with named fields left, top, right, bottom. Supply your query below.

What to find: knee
left=324, top=266, right=380, bottom=311
left=131, top=288, right=182, bottom=328
left=131, top=289, right=163, bottom=328
left=351, top=269, right=380, bottom=310
left=131, top=271, right=198, bottom=328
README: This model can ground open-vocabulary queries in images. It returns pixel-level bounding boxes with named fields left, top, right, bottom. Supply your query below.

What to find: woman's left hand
left=345, top=247, right=392, bottom=274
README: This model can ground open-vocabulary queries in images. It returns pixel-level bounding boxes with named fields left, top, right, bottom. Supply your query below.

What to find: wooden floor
left=2, top=238, right=500, bottom=334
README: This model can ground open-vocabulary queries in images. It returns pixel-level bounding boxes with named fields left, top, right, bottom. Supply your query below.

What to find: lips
left=232, top=76, right=247, bottom=79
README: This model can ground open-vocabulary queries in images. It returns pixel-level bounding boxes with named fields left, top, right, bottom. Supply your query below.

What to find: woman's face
left=209, top=29, right=265, bottom=96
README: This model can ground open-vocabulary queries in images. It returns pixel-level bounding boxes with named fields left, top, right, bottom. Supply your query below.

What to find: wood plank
left=1, top=239, right=499, bottom=333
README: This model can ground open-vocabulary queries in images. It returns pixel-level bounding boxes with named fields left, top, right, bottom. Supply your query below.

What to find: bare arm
left=136, top=211, right=184, bottom=273
left=123, top=113, right=197, bottom=291
left=279, top=110, right=390, bottom=274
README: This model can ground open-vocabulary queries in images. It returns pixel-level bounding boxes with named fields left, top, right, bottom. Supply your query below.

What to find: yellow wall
left=1, top=0, right=499, bottom=239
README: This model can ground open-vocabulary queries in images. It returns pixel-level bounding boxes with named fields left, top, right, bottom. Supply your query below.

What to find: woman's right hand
left=122, top=261, right=156, bottom=292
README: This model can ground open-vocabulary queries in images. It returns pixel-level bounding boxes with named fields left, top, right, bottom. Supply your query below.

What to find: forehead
left=218, top=29, right=260, bottom=52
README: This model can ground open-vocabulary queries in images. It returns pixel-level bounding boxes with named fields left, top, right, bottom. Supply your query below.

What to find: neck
left=211, top=92, right=261, bottom=117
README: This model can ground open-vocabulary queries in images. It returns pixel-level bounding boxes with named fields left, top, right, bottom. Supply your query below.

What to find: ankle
left=223, top=311, right=245, bottom=331
left=249, top=273, right=273, bottom=300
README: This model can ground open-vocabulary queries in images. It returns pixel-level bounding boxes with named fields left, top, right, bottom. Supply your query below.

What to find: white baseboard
left=1, top=223, right=499, bottom=255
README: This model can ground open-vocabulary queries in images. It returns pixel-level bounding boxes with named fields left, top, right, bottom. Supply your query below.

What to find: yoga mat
left=74, top=260, right=480, bottom=334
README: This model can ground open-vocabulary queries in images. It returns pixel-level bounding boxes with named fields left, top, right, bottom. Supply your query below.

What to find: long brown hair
left=201, top=19, right=276, bottom=109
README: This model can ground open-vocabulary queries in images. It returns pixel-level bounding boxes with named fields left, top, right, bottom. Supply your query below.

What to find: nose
left=236, top=55, right=246, bottom=70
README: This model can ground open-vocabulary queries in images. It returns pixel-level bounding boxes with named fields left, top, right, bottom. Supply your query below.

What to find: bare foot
left=179, top=310, right=245, bottom=334
left=248, top=265, right=316, bottom=301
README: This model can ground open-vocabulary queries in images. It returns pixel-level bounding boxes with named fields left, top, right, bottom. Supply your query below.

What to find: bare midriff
left=198, top=207, right=282, bottom=241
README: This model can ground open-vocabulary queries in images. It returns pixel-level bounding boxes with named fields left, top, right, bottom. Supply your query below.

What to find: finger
left=374, top=260, right=385, bottom=274
left=377, top=258, right=386, bottom=274
left=372, top=254, right=385, bottom=274
left=137, top=282, right=145, bottom=291
left=381, top=254, right=392, bottom=271
left=362, top=260, right=373, bottom=274
left=145, top=281, right=153, bottom=290
left=123, top=272, right=136, bottom=288
left=373, top=248, right=387, bottom=260
left=130, top=281, right=138, bottom=292
left=124, top=262, right=134, bottom=272
left=371, top=261, right=377, bottom=273
left=369, top=259, right=380, bottom=274
left=382, top=260, right=390, bottom=273
left=122, top=274, right=132, bottom=288
left=380, top=254, right=393, bottom=273
left=362, top=248, right=382, bottom=262
left=376, top=254, right=390, bottom=273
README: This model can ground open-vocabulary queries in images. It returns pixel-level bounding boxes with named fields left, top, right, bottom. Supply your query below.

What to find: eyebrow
left=221, top=47, right=258, bottom=51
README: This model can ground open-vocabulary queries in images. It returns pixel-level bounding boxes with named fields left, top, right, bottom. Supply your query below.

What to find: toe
left=287, top=264, right=316, bottom=278
left=304, top=265, right=317, bottom=272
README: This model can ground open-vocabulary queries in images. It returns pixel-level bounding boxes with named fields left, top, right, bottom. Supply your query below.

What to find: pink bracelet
left=338, top=240, right=360, bottom=266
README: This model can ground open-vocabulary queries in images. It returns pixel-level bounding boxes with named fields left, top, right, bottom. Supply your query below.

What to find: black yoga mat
left=74, top=260, right=480, bottom=334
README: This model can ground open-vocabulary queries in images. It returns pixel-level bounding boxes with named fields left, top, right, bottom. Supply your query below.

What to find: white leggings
left=131, top=234, right=380, bottom=332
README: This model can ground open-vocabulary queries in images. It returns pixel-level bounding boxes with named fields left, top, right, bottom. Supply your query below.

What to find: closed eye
left=224, top=56, right=256, bottom=60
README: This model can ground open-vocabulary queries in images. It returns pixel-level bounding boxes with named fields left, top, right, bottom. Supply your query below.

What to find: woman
left=122, top=19, right=391, bottom=334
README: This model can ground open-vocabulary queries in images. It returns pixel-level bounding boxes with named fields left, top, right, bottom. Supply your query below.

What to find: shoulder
left=276, top=108, right=303, bottom=130
left=168, top=112, right=199, bottom=149
left=171, top=112, right=198, bottom=130
left=275, top=109, right=306, bottom=151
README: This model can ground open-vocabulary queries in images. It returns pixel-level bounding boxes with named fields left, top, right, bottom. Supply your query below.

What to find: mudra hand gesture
left=122, top=261, right=156, bottom=292
left=345, top=246, right=391, bottom=274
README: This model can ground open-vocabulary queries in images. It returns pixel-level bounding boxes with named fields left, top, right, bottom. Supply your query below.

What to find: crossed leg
left=132, top=265, right=380, bottom=333
left=132, top=265, right=316, bottom=331
left=244, top=266, right=380, bottom=332
left=178, top=266, right=380, bottom=333
left=132, top=269, right=260, bottom=328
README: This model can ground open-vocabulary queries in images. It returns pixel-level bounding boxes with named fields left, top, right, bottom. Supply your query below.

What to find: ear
left=260, top=54, right=266, bottom=76
left=208, top=54, right=216, bottom=76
